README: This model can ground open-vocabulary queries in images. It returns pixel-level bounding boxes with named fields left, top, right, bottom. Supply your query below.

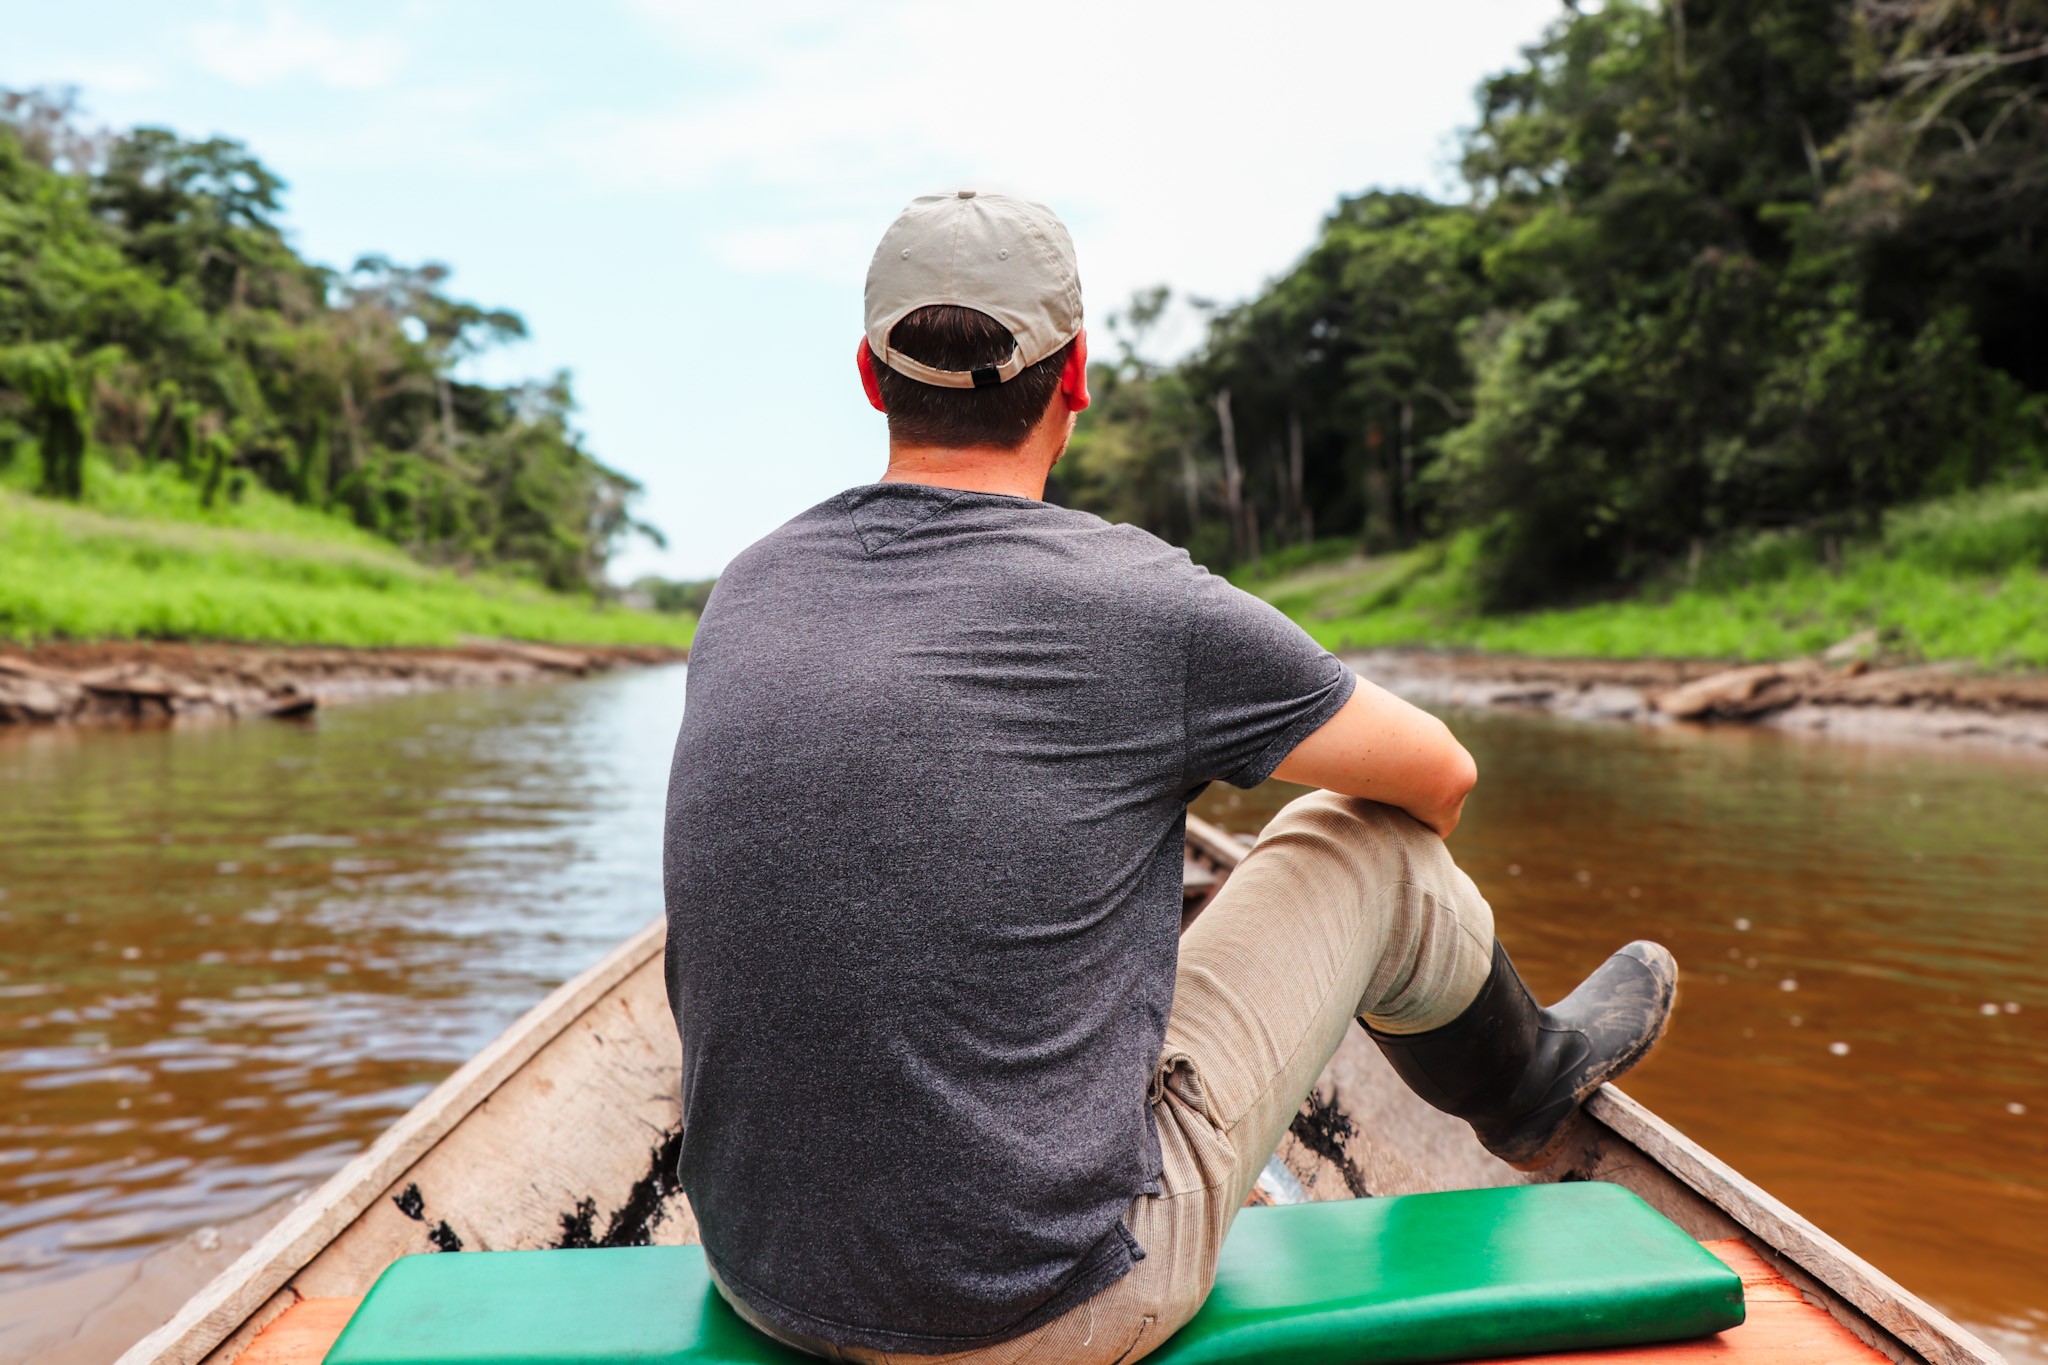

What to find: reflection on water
left=1199, top=708, right=2048, bottom=1359
left=0, top=676, right=2042, bottom=1360
left=0, top=668, right=682, bottom=1292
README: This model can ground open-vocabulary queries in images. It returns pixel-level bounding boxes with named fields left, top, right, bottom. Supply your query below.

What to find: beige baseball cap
left=864, top=190, right=1083, bottom=390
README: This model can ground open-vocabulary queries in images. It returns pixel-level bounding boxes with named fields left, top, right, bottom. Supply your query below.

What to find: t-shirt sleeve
left=1181, top=569, right=1357, bottom=791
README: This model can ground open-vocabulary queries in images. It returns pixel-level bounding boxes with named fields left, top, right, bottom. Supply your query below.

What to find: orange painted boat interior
left=234, top=1239, right=1886, bottom=1365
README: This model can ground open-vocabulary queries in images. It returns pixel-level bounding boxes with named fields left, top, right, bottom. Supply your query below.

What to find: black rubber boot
left=1366, top=940, right=1678, bottom=1169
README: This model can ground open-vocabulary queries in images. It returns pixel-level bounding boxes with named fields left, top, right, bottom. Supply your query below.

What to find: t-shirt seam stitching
left=841, top=487, right=971, bottom=556
left=836, top=492, right=874, bottom=554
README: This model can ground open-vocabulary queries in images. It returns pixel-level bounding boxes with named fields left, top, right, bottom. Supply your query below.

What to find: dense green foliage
left=1237, top=476, right=2048, bottom=665
left=1060, top=0, right=2048, bottom=614
left=0, top=460, right=693, bottom=648
left=0, top=88, right=660, bottom=594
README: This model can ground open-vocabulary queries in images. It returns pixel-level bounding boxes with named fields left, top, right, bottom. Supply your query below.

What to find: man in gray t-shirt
left=663, top=193, right=1677, bottom=1365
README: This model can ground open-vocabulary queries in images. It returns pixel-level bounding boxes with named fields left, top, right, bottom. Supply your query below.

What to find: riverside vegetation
left=0, top=466, right=690, bottom=648
left=1058, top=0, right=2048, bottom=668
left=1237, top=479, right=2048, bottom=666
left=0, top=89, right=691, bottom=649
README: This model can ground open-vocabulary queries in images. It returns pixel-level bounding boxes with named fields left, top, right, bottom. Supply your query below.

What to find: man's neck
left=880, top=421, right=1073, bottom=501
left=879, top=436, right=1058, bottom=501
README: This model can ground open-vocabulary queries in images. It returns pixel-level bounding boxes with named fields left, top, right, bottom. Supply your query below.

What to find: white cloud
left=248, top=80, right=534, bottom=179
left=579, top=0, right=1561, bottom=321
left=191, top=7, right=405, bottom=90
left=622, top=0, right=857, bottom=60
left=704, top=218, right=878, bottom=279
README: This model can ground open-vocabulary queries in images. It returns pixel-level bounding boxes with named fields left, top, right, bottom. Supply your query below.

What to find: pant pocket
left=1151, top=1056, right=1237, bottom=1197
left=1152, top=1050, right=1214, bottom=1122
left=1110, top=1314, right=1158, bottom=1365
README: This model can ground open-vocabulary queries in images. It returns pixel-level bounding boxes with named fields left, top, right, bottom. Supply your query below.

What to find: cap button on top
left=957, top=189, right=976, bottom=199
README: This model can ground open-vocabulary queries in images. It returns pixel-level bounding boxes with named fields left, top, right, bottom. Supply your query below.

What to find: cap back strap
left=880, top=345, right=1026, bottom=390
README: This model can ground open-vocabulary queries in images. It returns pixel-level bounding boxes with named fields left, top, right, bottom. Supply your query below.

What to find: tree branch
left=1884, top=42, right=2048, bottom=80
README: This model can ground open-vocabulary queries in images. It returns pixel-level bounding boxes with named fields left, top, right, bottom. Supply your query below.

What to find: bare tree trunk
left=1214, top=388, right=1245, bottom=561
left=1287, top=409, right=1311, bottom=544
left=1179, top=443, right=1200, bottom=537
left=1672, top=0, right=1690, bottom=170
left=340, top=380, right=363, bottom=481
left=1796, top=115, right=1825, bottom=198
left=438, top=375, right=457, bottom=451
left=1365, top=468, right=1392, bottom=551
left=1398, top=401, right=1415, bottom=540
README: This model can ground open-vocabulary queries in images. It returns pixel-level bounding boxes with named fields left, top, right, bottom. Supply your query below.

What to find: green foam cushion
left=1148, top=1182, right=1744, bottom=1365
left=324, top=1181, right=1744, bottom=1365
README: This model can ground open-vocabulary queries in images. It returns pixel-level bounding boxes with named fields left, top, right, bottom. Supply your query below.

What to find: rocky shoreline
left=1351, top=648, right=2048, bottom=754
left=0, top=640, right=687, bottom=728
left=5, top=638, right=2044, bottom=754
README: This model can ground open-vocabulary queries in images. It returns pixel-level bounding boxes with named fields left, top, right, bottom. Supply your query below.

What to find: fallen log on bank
left=1347, top=649, right=2048, bottom=754
left=1649, top=661, right=1833, bottom=721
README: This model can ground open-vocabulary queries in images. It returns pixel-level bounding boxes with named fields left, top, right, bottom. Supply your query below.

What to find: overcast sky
left=7, top=1, right=1564, bottom=579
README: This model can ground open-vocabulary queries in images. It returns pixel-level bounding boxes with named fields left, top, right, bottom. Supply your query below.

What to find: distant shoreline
left=7, top=637, right=2043, bottom=754
left=0, top=639, right=687, bottom=728
left=1352, top=649, right=2048, bottom=756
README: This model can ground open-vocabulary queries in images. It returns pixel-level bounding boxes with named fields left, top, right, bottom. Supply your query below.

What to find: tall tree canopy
left=0, top=89, right=659, bottom=591
left=1059, top=0, right=2048, bottom=607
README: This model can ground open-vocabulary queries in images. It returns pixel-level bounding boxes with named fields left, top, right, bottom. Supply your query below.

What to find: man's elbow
left=1442, top=742, right=1478, bottom=807
left=1423, top=736, right=1478, bottom=837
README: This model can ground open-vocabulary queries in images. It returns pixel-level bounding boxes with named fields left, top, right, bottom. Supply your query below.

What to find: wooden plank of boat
left=115, top=815, right=2003, bottom=1365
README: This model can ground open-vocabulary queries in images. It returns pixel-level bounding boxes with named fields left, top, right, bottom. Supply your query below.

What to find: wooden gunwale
left=1188, top=823, right=1999, bottom=1365
left=115, top=921, right=669, bottom=1365
left=119, top=816, right=2000, bottom=1365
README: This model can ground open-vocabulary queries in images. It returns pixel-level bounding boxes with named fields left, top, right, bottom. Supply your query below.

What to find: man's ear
left=857, top=338, right=888, bottom=413
left=1060, top=328, right=1091, bottom=414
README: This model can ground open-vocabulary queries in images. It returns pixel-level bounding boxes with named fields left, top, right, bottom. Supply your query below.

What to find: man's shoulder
left=692, top=493, right=857, bottom=629
left=1027, top=501, right=1195, bottom=573
left=711, top=487, right=1201, bottom=605
left=717, top=491, right=860, bottom=573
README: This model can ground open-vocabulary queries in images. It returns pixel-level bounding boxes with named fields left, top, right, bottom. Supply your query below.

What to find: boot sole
left=1499, top=942, right=1679, bottom=1170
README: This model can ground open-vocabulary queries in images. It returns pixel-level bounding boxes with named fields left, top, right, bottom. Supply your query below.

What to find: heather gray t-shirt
left=662, top=483, right=1354, bottom=1353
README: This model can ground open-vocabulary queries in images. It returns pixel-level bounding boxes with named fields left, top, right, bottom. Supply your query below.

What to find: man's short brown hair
left=876, top=306, right=1076, bottom=449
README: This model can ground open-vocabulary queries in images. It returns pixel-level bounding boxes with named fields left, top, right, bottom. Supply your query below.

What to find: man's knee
left=1254, top=789, right=1448, bottom=881
left=1249, top=789, right=1493, bottom=958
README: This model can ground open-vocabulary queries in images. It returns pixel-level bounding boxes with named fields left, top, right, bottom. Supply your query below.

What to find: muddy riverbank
left=0, top=640, right=688, bottom=728
left=8, top=637, right=2045, bottom=753
left=1351, top=649, right=2048, bottom=754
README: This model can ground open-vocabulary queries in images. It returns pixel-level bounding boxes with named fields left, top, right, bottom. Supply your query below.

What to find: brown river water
left=0, top=665, right=2042, bottom=1359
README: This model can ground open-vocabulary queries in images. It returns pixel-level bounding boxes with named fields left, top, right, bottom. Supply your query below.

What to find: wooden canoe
left=116, top=815, right=2004, bottom=1365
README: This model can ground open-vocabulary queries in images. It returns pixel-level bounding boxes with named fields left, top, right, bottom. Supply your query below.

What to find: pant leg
left=1008, top=790, right=1501, bottom=1365
left=1153, top=789, right=1498, bottom=1252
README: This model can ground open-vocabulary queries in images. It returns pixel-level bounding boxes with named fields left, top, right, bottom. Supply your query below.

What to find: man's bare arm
left=1270, top=675, right=1478, bottom=839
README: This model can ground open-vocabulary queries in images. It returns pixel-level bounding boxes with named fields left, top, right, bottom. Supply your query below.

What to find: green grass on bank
left=1237, top=480, right=2048, bottom=668
left=0, top=460, right=696, bottom=649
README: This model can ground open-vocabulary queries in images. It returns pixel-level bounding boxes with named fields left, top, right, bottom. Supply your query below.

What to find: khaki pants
left=720, top=791, right=1498, bottom=1365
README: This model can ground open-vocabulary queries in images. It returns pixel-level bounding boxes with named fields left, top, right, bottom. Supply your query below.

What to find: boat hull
left=117, top=818, right=2000, bottom=1365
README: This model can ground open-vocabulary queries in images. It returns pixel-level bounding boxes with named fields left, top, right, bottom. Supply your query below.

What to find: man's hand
left=1271, top=675, right=1478, bottom=839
